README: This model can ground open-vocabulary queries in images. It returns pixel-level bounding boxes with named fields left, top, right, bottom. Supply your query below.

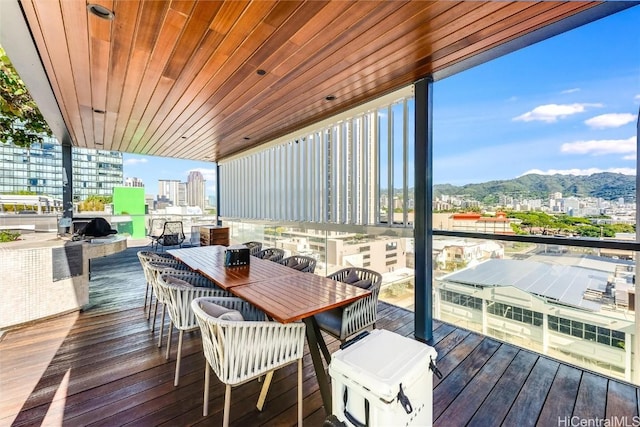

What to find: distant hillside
left=433, top=173, right=636, bottom=204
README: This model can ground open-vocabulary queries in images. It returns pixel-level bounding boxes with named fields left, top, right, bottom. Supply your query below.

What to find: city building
left=186, top=170, right=206, bottom=210
left=326, top=236, right=410, bottom=273
left=436, top=258, right=634, bottom=381
left=0, top=139, right=122, bottom=201
left=450, top=212, right=515, bottom=235
left=124, top=177, right=144, bottom=187
left=177, top=182, right=187, bottom=207
left=261, top=226, right=411, bottom=275
left=0, top=194, right=62, bottom=213
left=433, top=238, right=504, bottom=271
left=144, top=194, right=155, bottom=212
left=157, top=179, right=181, bottom=207
left=71, top=147, right=123, bottom=201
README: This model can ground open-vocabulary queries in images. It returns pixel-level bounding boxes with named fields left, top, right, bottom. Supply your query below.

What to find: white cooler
left=329, top=329, right=438, bottom=427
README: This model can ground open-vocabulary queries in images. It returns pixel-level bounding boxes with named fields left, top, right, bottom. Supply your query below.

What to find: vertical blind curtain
left=219, top=90, right=414, bottom=227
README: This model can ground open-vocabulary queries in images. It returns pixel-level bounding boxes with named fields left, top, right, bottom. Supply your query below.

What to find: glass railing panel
left=70, top=213, right=218, bottom=243
left=0, top=212, right=60, bottom=233
left=218, top=218, right=417, bottom=307
left=433, top=234, right=636, bottom=383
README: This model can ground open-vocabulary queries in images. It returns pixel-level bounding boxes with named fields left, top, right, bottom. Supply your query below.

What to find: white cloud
left=585, top=113, right=636, bottom=129
left=560, top=136, right=636, bottom=156
left=513, top=103, right=602, bottom=123
left=561, top=88, right=580, bottom=94
left=623, top=154, right=637, bottom=161
left=520, top=167, right=635, bottom=177
left=124, top=158, right=148, bottom=165
left=635, top=94, right=640, bottom=102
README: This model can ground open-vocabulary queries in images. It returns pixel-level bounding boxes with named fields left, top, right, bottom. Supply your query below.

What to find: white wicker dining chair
left=157, top=273, right=234, bottom=386
left=191, top=296, right=306, bottom=426
left=145, top=263, right=183, bottom=347
left=156, top=269, right=233, bottom=350
left=137, top=250, right=187, bottom=317
left=315, top=267, right=383, bottom=344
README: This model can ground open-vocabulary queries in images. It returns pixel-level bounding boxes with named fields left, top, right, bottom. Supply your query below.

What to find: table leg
left=303, top=317, right=332, bottom=415
left=311, top=317, right=331, bottom=364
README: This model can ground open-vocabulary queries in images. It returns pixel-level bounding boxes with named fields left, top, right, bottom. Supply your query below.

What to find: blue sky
left=124, top=5, right=640, bottom=194
left=123, top=153, right=217, bottom=198
left=433, top=5, right=639, bottom=185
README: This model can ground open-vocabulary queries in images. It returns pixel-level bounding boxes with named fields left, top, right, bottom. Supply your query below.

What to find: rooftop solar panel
left=444, top=259, right=609, bottom=311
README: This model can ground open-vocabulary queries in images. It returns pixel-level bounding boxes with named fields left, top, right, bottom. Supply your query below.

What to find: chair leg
left=158, top=305, right=166, bottom=348
left=165, top=323, right=173, bottom=360
left=151, top=300, right=159, bottom=332
left=256, top=370, right=274, bottom=411
left=298, top=358, right=303, bottom=426
left=144, top=282, right=149, bottom=312
left=203, top=364, right=210, bottom=417
left=174, top=330, right=184, bottom=386
left=223, top=384, right=232, bottom=427
left=146, top=289, right=154, bottom=320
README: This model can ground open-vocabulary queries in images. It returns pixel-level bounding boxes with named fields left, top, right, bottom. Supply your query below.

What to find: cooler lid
left=329, top=329, right=438, bottom=400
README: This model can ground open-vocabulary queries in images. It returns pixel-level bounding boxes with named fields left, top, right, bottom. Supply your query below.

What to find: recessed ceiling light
left=87, top=4, right=115, bottom=20
left=256, top=69, right=266, bottom=76
left=93, top=109, right=106, bottom=114
left=325, top=95, right=336, bottom=101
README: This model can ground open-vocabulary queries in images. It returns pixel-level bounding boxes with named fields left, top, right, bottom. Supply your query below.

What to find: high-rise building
left=158, top=179, right=181, bottom=206
left=0, top=138, right=123, bottom=201
left=178, top=182, right=187, bottom=207
left=124, top=177, right=144, bottom=187
left=186, top=170, right=206, bottom=210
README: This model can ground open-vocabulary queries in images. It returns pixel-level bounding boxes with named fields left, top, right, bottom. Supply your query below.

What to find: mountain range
left=433, top=173, right=636, bottom=204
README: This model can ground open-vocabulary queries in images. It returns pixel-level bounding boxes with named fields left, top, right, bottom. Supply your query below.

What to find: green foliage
left=607, top=223, right=634, bottom=233
left=508, top=211, right=557, bottom=234
left=510, top=223, right=528, bottom=235
left=89, top=194, right=112, bottom=204
left=434, top=173, right=635, bottom=202
left=506, top=210, right=631, bottom=237
left=78, top=194, right=112, bottom=212
left=0, top=230, right=20, bottom=243
left=0, top=46, right=52, bottom=148
left=444, top=260, right=468, bottom=272
left=0, top=190, right=37, bottom=195
left=556, top=215, right=591, bottom=227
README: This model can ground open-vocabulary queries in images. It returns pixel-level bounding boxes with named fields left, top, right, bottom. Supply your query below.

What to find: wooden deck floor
left=2, top=244, right=639, bottom=426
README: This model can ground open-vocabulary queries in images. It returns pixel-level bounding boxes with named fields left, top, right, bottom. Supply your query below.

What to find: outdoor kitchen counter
left=0, top=233, right=127, bottom=330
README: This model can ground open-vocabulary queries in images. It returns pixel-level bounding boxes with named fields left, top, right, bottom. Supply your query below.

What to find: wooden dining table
left=168, top=245, right=299, bottom=290
left=167, top=245, right=370, bottom=414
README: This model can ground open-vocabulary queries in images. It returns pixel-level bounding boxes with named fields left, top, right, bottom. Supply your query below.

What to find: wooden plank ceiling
left=18, top=0, right=605, bottom=162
